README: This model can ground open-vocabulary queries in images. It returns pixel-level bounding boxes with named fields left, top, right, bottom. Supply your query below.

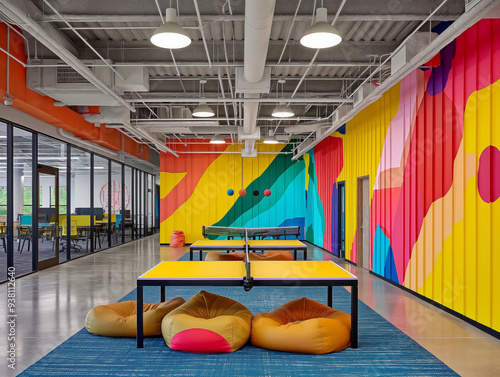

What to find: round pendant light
left=300, top=8, right=342, bottom=49
left=150, top=8, right=191, bottom=49
left=210, top=135, right=225, bottom=144
left=192, top=103, right=215, bottom=117
left=272, top=103, right=294, bottom=118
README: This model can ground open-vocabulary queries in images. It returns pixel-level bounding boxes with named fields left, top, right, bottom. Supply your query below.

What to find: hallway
left=1, top=235, right=499, bottom=376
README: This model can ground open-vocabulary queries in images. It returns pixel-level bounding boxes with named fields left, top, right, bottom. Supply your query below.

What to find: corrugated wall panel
left=307, top=19, right=500, bottom=333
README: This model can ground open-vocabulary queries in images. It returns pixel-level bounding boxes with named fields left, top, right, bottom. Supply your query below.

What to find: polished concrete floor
left=1, top=235, right=499, bottom=376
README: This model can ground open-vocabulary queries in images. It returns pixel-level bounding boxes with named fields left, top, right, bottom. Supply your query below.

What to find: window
left=0, top=187, right=6, bottom=215
left=51, top=186, right=67, bottom=214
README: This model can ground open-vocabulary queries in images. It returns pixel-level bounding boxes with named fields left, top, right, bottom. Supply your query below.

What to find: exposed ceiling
left=0, top=0, right=490, bottom=158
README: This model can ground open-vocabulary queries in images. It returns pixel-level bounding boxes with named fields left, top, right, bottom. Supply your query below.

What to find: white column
left=13, top=167, right=24, bottom=220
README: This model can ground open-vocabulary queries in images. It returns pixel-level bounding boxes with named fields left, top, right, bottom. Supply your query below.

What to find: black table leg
left=199, top=250, right=202, bottom=261
left=351, top=282, right=358, bottom=348
left=160, top=286, right=165, bottom=302
left=189, top=248, right=193, bottom=261
left=137, top=283, right=144, bottom=348
left=294, top=250, right=297, bottom=260
left=327, top=285, right=332, bottom=307
left=303, top=248, right=307, bottom=260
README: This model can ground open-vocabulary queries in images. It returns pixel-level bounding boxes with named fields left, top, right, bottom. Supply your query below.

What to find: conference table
left=189, top=239, right=308, bottom=261
left=136, top=260, right=358, bottom=349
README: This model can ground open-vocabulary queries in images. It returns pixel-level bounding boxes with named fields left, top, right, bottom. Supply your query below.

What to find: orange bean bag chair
left=85, top=297, right=185, bottom=337
left=170, top=230, right=185, bottom=247
left=205, top=250, right=293, bottom=261
left=162, top=290, right=253, bottom=353
left=251, top=297, right=351, bottom=354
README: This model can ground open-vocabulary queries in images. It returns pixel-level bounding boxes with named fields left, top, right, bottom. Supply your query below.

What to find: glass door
left=37, top=164, right=59, bottom=270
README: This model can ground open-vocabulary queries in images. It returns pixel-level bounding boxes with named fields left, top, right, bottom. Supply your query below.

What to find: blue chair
left=18, top=215, right=33, bottom=252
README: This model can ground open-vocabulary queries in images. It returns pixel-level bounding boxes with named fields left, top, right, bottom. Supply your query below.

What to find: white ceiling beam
left=26, top=61, right=380, bottom=68
left=125, top=97, right=351, bottom=103
left=40, top=14, right=462, bottom=23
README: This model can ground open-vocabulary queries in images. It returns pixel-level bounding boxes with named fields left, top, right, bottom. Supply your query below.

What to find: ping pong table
left=136, top=260, right=358, bottom=349
left=189, top=239, right=308, bottom=261
left=202, top=225, right=301, bottom=240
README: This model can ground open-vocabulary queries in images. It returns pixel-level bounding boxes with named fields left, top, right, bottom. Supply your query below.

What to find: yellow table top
left=248, top=240, right=306, bottom=248
left=139, top=261, right=357, bottom=280
left=191, top=240, right=246, bottom=247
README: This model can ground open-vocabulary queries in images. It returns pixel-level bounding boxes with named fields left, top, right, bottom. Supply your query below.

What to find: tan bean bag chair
left=251, top=297, right=351, bottom=354
left=162, top=290, right=253, bottom=353
left=205, top=250, right=293, bottom=261
left=85, top=297, right=185, bottom=337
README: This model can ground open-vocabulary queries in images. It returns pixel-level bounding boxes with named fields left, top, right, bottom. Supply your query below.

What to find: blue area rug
left=20, top=283, right=458, bottom=376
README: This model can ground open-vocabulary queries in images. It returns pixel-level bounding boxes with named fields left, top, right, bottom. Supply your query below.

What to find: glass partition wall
left=0, top=122, right=7, bottom=281
left=13, top=128, right=34, bottom=277
left=111, top=161, right=123, bottom=246
left=0, top=120, right=157, bottom=282
left=71, top=147, right=91, bottom=258
left=124, top=166, right=132, bottom=242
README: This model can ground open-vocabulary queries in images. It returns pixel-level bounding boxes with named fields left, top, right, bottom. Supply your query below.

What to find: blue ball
left=227, top=189, right=234, bottom=196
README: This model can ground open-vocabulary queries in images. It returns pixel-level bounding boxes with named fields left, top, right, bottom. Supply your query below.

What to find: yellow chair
left=61, top=219, right=82, bottom=252
left=72, top=215, right=98, bottom=251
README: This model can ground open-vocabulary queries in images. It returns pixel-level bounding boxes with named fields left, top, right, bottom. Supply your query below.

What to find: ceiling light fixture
left=272, top=103, right=294, bottom=118
left=2, top=93, right=13, bottom=106
left=263, top=131, right=279, bottom=144
left=272, top=77, right=294, bottom=118
left=210, top=135, right=225, bottom=144
left=300, top=8, right=342, bottom=49
left=150, top=8, right=191, bottom=49
left=193, top=79, right=215, bottom=117
left=192, top=103, right=215, bottom=117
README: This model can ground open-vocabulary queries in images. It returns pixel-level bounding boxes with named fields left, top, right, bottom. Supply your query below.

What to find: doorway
left=356, top=176, right=370, bottom=269
left=337, top=181, right=346, bottom=259
left=37, top=164, right=59, bottom=270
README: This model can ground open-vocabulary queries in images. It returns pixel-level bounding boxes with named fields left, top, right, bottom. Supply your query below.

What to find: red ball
left=264, top=189, right=271, bottom=197
left=239, top=189, right=247, bottom=197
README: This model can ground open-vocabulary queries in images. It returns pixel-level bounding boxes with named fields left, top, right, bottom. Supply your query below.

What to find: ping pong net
left=242, top=227, right=253, bottom=292
left=202, top=225, right=301, bottom=240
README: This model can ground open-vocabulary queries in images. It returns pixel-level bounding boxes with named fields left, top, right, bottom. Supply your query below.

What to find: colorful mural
left=308, top=19, right=500, bottom=332
left=160, top=142, right=306, bottom=244
left=160, top=19, right=499, bottom=333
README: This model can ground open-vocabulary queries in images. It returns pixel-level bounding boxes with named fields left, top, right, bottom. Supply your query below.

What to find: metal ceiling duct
left=242, top=0, right=276, bottom=156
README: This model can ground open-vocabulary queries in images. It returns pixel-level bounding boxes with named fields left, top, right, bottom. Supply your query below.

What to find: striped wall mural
left=308, top=19, right=500, bottom=332
left=160, top=19, right=499, bottom=332
left=160, top=142, right=305, bottom=244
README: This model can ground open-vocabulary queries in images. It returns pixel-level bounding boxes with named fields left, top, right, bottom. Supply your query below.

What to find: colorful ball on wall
left=264, top=189, right=271, bottom=197
left=227, top=189, right=234, bottom=196
left=253, top=190, right=259, bottom=196
left=239, top=189, right=247, bottom=197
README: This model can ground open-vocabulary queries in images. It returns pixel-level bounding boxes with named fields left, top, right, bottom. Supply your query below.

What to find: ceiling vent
left=27, top=59, right=120, bottom=106
left=113, top=64, right=149, bottom=94
left=391, top=32, right=437, bottom=75
left=332, top=104, right=353, bottom=123
left=353, top=83, right=374, bottom=107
